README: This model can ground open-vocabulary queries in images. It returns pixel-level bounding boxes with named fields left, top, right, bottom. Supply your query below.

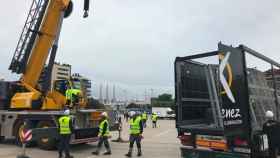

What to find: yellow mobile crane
left=0, top=0, right=117, bottom=149
left=9, top=0, right=89, bottom=110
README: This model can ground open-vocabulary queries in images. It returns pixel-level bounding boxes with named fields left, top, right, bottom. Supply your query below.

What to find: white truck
left=152, top=107, right=175, bottom=119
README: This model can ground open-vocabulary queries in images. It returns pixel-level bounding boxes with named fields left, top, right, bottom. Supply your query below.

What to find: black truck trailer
left=175, top=43, right=280, bottom=158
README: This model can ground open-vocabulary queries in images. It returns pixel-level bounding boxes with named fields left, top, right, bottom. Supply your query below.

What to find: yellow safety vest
left=129, top=116, right=141, bottom=135
left=65, top=89, right=81, bottom=103
left=152, top=114, right=157, bottom=121
left=59, top=116, right=71, bottom=134
left=142, top=113, right=147, bottom=120
left=98, top=119, right=110, bottom=137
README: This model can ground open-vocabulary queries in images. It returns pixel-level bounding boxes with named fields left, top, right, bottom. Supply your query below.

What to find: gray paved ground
left=0, top=119, right=180, bottom=158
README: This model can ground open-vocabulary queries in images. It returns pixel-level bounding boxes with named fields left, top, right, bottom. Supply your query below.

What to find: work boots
left=137, top=148, right=142, bottom=157
left=103, top=150, right=112, bottom=155
left=92, top=151, right=99, bottom=155
left=125, top=152, right=132, bottom=157
left=65, top=155, right=74, bottom=158
left=125, top=148, right=133, bottom=157
left=92, top=147, right=100, bottom=155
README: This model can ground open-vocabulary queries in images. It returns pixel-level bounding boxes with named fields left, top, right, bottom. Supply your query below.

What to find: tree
left=126, top=103, right=138, bottom=109
left=158, top=93, right=172, bottom=102
left=151, top=93, right=174, bottom=107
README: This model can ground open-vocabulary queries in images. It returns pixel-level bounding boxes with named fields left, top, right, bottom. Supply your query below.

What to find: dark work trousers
left=143, top=120, right=147, bottom=128
left=97, top=136, right=111, bottom=152
left=129, top=134, right=141, bottom=149
left=59, top=134, right=71, bottom=157
left=152, top=121, right=157, bottom=128
left=268, top=147, right=278, bottom=158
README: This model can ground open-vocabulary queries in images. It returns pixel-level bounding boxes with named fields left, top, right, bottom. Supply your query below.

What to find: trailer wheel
left=36, top=121, right=56, bottom=150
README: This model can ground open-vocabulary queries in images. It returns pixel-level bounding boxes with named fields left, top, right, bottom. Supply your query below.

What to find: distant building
left=99, top=84, right=104, bottom=103
left=39, top=62, right=71, bottom=90
left=264, top=68, right=280, bottom=90
left=112, top=84, right=116, bottom=103
left=72, top=73, right=92, bottom=97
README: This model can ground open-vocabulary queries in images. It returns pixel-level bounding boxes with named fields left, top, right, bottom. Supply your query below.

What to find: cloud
left=1, top=0, right=280, bottom=99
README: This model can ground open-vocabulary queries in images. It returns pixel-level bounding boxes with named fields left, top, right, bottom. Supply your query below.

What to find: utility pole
left=144, top=89, right=147, bottom=102
left=150, top=88, right=155, bottom=105
left=106, top=84, right=109, bottom=104
left=150, top=88, right=154, bottom=98
left=123, top=89, right=128, bottom=105
left=112, top=84, right=116, bottom=103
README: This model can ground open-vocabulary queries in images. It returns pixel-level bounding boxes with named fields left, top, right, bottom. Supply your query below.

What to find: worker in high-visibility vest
left=65, top=86, right=81, bottom=107
left=263, top=110, right=280, bottom=158
left=125, top=111, right=143, bottom=157
left=92, top=112, right=112, bottom=155
left=58, top=109, right=74, bottom=158
left=142, top=112, right=147, bottom=128
left=152, top=112, right=158, bottom=128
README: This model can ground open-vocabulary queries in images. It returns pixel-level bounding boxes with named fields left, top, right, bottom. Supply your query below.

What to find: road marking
left=155, top=129, right=172, bottom=137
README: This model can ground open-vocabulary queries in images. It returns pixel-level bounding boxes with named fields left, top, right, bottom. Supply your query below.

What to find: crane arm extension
left=21, top=0, right=71, bottom=88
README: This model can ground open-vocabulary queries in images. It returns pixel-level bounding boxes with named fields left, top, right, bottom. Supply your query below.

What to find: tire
left=36, top=121, right=57, bottom=150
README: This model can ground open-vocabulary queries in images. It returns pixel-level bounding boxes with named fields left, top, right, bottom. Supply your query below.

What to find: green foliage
left=151, top=93, right=174, bottom=107
left=126, top=103, right=138, bottom=109
left=158, top=93, right=173, bottom=101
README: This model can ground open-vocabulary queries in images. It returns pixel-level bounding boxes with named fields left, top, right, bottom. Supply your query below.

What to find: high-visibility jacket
left=129, top=116, right=142, bottom=135
left=152, top=114, right=158, bottom=121
left=59, top=116, right=71, bottom=134
left=65, top=89, right=81, bottom=103
left=142, top=113, right=147, bottom=120
left=98, top=119, right=110, bottom=137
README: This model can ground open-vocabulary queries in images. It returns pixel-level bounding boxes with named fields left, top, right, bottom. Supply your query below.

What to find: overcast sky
left=1, top=0, right=280, bottom=100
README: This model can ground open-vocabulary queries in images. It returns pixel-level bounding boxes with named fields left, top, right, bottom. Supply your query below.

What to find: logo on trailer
left=219, top=52, right=236, bottom=103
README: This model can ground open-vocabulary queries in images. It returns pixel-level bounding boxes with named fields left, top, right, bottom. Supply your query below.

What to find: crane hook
left=83, top=0, right=90, bottom=18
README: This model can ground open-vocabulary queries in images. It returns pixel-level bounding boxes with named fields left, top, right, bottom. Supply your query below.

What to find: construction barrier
left=17, top=122, right=32, bottom=158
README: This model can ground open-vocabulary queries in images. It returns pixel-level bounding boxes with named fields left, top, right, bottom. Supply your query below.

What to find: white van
left=152, top=107, right=175, bottom=119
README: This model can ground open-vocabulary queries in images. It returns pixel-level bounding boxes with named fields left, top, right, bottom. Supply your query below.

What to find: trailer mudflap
left=181, top=148, right=250, bottom=158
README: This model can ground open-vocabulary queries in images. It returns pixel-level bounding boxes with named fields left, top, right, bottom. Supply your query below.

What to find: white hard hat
left=101, top=112, right=108, bottom=117
left=129, top=111, right=136, bottom=117
left=265, top=110, right=274, bottom=118
left=64, top=109, right=70, bottom=115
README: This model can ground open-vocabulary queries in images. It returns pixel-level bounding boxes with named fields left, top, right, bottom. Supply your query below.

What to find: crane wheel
left=64, top=1, right=73, bottom=18
left=36, top=121, right=56, bottom=150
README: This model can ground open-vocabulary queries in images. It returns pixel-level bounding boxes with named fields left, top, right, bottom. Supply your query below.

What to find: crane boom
left=22, top=0, right=69, bottom=88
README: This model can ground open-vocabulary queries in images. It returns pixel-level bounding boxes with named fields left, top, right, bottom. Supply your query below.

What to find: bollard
left=17, top=121, right=32, bottom=158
